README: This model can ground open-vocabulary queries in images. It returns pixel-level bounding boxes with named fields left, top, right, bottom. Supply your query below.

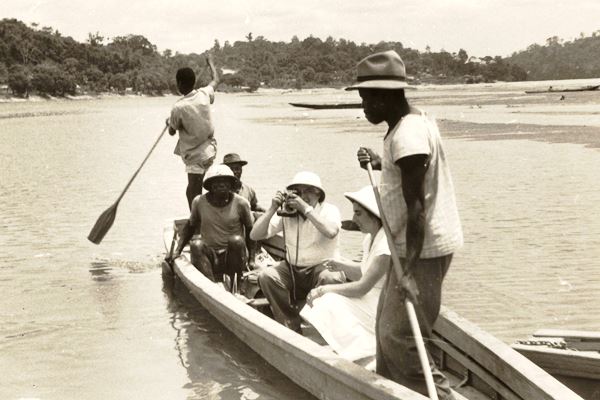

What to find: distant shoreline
left=0, top=91, right=164, bottom=103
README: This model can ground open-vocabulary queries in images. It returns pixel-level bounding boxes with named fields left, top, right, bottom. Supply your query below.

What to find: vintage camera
left=276, top=189, right=299, bottom=217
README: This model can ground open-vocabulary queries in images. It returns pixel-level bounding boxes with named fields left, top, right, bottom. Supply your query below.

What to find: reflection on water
left=1, top=81, right=600, bottom=399
left=160, top=271, right=313, bottom=399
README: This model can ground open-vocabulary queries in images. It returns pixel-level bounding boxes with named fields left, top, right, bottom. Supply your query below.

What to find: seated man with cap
left=174, top=164, right=255, bottom=289
left=250, top=171, right=345, bottom=332
left=222, top=153, right=265, bottom=213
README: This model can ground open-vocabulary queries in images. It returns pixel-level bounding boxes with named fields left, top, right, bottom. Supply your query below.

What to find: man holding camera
left=250, top=171, right=345, bottom=332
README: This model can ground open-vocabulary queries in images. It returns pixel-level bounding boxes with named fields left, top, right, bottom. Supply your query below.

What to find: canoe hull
left=289, top=102, right=362, bottom=109
left=163, top=222, right=581, bottom=400
left=171, top=253, right=427, bottom=400
left=513, top=330, right=600, bottom=399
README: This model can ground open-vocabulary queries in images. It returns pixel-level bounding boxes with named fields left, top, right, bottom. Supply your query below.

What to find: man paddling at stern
left=173, top=164, right=255, bottom=289
left=347, top=50, right=463, bottom=399
left=167, top=54, right=220, bottom=210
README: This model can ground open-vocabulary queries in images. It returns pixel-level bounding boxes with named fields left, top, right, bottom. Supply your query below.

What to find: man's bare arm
left=397, top=154, right=428, bottom=276
left=206, top=54, right=219, bottom=89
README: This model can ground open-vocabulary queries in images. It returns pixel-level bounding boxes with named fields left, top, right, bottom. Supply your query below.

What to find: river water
left=2, top=79, right=600, bottom=399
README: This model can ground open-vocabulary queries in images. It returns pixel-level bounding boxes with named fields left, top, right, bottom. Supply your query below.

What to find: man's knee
left=227, top=235, right=245, bottom=250
left=190, top=239, right=209, bottom=264
left=257, top=265, right=276, bottom=286
left=317, top=269, right=345, bottom=285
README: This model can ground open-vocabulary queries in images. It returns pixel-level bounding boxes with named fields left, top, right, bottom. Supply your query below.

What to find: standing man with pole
left=167, top=54, right=220, bottom=209
left=347, top=50, right=463, bottom=400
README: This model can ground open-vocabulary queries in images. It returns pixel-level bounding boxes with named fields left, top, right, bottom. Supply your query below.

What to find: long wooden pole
left=366, top=163, right=439, bottom=400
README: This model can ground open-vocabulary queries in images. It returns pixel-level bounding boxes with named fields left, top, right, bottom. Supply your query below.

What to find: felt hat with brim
left=345, top=50, right=410, bottom=91
left=222, top=153, right=248, bottom=166
left=203, top=164, right=238, bottom=190
left=286, top=171, right=326, bottom=202
left=344, top=186, right=380, bottom=219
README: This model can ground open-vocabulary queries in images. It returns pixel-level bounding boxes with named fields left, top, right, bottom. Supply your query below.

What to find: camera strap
left=282, top=216, right=301, bottom=308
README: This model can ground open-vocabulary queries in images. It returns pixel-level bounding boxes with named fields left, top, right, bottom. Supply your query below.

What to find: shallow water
left=1, top=80, right=600, bottom=399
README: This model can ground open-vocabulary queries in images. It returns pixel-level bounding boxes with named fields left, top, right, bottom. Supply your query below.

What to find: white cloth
left=169, top=86, right=217, bottom=169
left=380, top=111, right=463, bottom=258
left=300, top=228, right=389, bottom=361
left=266, top=202, right=341, bottom=267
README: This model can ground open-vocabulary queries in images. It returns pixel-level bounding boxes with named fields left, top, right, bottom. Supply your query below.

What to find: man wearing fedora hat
left=173, top=164, right=255, bottom=289
left=348, top=50, right=463, bottom=399
left=250, top=171, right=345, bottom=332
left=222, top=153, right=265, bottom=213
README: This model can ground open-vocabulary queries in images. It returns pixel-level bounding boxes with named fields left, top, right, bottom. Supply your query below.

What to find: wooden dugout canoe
left=513, top=330, right=600, bottom=399
left=289, top=102, right=363, bottom=109
left=524, top=84, right=600, bottom=94
left=162, top=221, right=581, bottom=400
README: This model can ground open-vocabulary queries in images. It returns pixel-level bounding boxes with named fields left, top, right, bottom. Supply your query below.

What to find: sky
left=3, top=0, right=600, bottom=58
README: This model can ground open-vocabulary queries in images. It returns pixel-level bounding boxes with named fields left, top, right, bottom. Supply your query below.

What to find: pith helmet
left=344, top=186, right=380, bottom=219
left=286, top=171, right=325, bottom=202
left=203, top=164, right=238, bottom=190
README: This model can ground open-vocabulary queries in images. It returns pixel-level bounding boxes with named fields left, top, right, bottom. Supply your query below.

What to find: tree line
left=0, top=18, right=597, bottom=98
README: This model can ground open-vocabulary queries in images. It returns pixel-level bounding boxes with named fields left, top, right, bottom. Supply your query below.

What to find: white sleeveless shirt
left=379, top=111, right=463, bottom=258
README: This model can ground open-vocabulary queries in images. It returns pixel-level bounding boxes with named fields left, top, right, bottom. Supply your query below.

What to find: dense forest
left=0, top=18, right=598, bottom=98
left=507, top=33, right=600, bottom=80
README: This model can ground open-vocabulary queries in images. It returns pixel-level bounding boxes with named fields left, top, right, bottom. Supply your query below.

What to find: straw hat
left=344, top=186, right=380, bottom=219
left=203, top=164, right=238, bottom=190
left=346, top=50, right=409, bottom=91
left=222, top=153, right=248, bottom=166
left=286, top=171, right=325, bottom=202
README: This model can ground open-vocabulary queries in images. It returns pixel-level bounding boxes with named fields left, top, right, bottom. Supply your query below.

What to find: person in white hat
left=250, top=171, right=345, bottom=332
left=173, top=164, right=255, bottom=288
left=349, top=50, right=462, bottom=399
left=299, top=186, right=390, bottom=363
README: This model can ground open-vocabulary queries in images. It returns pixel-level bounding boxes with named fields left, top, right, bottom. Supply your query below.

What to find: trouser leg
left=186, top=173, right=204, bottom=210
left=258, top=261, right=302, bottom=331
left=376, top=254, right=454, bottom=400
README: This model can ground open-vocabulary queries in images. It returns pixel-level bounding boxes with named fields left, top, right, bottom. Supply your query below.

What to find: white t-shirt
left=266, top=202, right=341, bottom=267
left=379, top=111, right=463, bottom=258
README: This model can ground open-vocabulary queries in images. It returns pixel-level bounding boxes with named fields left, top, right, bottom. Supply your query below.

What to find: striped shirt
left=379, top=111, right=463, bottom=258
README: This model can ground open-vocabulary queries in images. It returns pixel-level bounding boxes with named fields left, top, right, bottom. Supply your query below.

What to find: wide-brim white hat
left=344, top=186, right=380, bottom=219
left=286, top=171, right=325, bottom=201
left=346, top=50, right=410, bottom=91
left=203, top=164, right=238, bottom=190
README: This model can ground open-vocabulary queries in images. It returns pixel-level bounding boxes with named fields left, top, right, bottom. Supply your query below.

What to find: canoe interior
left=163, top=221, right=581, bottom=400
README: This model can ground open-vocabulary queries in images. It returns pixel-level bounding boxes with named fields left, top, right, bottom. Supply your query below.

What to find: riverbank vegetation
left=1, top=18, right=598, bottom=99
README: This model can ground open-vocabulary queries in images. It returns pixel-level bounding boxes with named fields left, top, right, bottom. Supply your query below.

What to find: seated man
left=222, top=153, right=265, bottom=213
left=174, top=164, right=254, bottom=288
left=250, top=171, right=345, bottom=332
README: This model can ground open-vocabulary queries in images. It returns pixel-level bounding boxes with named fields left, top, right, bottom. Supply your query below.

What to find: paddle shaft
left=365, top=163, right=439, bottom=400
left=88, top=125, right=168, bottom=244
left=115, top=125, right=168, bottom=205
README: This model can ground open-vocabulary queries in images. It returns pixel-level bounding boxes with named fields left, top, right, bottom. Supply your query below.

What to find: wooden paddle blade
left=87, top=203, right=118, bottom=244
